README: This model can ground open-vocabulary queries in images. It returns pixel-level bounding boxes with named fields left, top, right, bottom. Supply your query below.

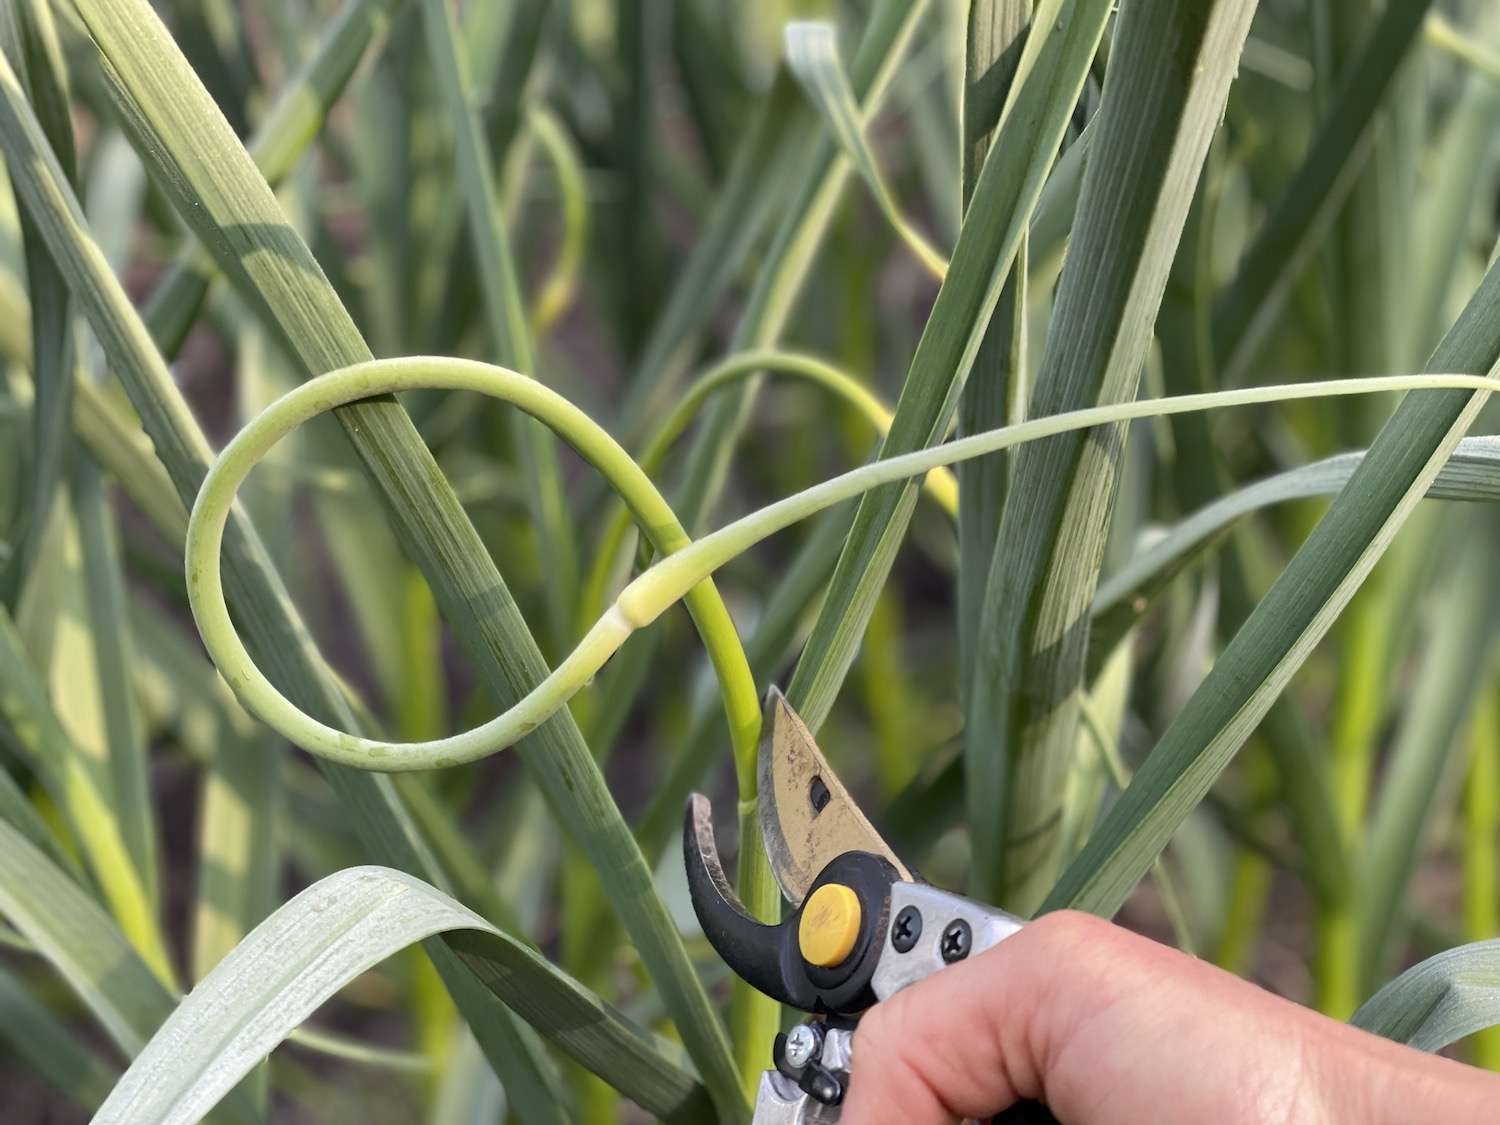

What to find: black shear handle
left=994, top=1099, right=1059, bottom=1123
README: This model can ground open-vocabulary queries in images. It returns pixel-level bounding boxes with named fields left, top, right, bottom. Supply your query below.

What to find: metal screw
left=890, top=905, right=922, bottom=953
left=940, top=918, right=972, bottom=963
left=784, top=1023, right=820, bottom=1070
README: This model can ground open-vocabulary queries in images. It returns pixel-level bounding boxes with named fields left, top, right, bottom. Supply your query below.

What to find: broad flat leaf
left=1352, top=940, right=1500, bottom=1051
left=0, top=819, right=258, bottom=1125
left=73, top=130, right=153, bottom=896
left=70, top=463, right=157, bottom=909
left=93, top=867, right=714, bottom=1125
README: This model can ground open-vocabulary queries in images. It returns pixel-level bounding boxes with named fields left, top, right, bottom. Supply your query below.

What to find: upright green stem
left=1077, top=695, right=1195, bottom=953
left=1310, top=0, right=1416, bottom=1020
left=1215, top=847, right=1272, bottom=976
left=1314, top=902, right=1362, bottom=1020
left=1213, top=752, right=1276, bottom=975
left=1318, top=581, right=1391, bottom=1018
left=417, top=0, right=578, bottom=653
left=1463, top=672, right=1500, bottom=1069
left=732, top=795, right=780, bottom=1093
left=72, top=463, right=157, bottom=909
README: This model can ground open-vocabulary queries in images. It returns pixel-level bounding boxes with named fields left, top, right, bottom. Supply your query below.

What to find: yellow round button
left=798, top=883, right=863, bottom=968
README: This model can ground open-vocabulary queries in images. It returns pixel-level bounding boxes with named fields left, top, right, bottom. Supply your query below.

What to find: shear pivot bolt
left=784, top=1024, right=820, bottom=1069
left=940, top=918, right=972, bottom=963
left=798, top=883, right=863, bottom=968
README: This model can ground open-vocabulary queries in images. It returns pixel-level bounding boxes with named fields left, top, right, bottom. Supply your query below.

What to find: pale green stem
left=784, top=22, right=949, bottom=281
left=187, top=355, right=762, bottom=789
left=1215, top=848, right=1272, bottom=975
left=286, top=1026, right=432, bottom=1074
left=1319, top=580, right=1393, bottom=1018
left=732, top=795, right=781, bottom=1098
left=188, top=363, right=1500, bottom=774
left=519, top=105, right=590, bottom=334
left=578, top=347, right=958, bottom=631
left=1214, top=752, right=1276, bottom=975
left=408, top=948, right=453, bottom=1102
left=1426, top=14, right=1500, bottom=83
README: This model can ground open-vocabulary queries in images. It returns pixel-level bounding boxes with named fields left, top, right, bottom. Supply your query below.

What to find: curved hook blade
left=683, top=794, right=806, bottom=1007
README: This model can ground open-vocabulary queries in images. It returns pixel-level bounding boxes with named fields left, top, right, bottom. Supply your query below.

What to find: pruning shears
left=685, top=689, right=1060, bottom=1123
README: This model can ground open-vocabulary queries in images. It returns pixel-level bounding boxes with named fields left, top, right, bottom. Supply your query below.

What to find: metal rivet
left=890, top=905, right=922, bottom=953
left=940, top=918, right=972, bottom=963
left=784, top=1023, right=820, bottom=1070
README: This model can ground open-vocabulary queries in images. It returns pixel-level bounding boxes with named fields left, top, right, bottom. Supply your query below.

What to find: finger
left=842, top=910, right=1102, bottom=1124
left=842, top=908, right=1500, bottom=1125
left=841, top=910, right=1318, bottom=1125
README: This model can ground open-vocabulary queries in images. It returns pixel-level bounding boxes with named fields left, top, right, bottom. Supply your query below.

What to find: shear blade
left=757, top=686, right=911, bottom=904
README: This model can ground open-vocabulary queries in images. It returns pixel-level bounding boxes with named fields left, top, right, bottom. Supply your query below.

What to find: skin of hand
left=842, top=910, right=1500, bottom=1124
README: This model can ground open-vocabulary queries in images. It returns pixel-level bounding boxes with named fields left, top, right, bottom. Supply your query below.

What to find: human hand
left=842, top=910, right=1500, bottom=1124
